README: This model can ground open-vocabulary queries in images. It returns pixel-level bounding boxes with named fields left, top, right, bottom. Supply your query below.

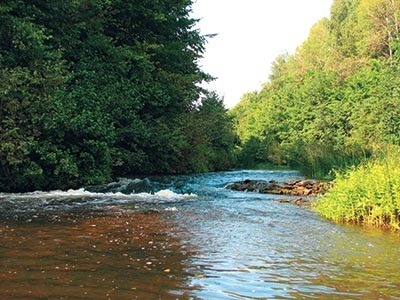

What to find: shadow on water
left=0, top=211, right=200, bottom=300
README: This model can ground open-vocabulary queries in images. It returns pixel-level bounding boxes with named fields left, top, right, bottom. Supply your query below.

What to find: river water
left=1, top=170, right=399, bottom=299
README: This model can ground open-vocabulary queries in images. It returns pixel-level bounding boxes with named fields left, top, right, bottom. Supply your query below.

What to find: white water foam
left=0, top=188, right=196, bottom=200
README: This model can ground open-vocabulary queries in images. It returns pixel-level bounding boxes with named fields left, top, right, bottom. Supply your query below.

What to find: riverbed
left=1, top=170, right=399, bottom=299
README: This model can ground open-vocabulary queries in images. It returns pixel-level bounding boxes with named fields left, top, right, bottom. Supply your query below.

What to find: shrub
left=315, top=147, right=400, bottom=230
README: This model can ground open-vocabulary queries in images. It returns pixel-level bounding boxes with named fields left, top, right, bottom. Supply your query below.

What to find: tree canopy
left=230, top=0, right=400, bottom=177
left=0, top=0, right=237, bottom=192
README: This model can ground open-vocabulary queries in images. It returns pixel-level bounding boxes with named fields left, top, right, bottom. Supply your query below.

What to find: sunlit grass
left=315, top=147, right=400, bottom=230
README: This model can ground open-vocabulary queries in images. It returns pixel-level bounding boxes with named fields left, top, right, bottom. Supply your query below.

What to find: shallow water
left=1, top=170, right=400, bottom=299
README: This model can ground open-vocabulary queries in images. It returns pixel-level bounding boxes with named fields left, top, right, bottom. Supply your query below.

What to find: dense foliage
left=315, top=147, right=400, bottom=230
left=230, top=0, right=400, bottom=229
left=230, top=0, right=400, bottom=178
left=0, top=0, right=237, bottom=192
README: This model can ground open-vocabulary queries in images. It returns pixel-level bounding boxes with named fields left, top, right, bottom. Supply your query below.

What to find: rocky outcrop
left=225, top=179, right=331, bottom=197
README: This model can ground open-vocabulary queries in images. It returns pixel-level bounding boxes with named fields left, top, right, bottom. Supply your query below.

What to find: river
left=1, top=170, right=399, bottom=299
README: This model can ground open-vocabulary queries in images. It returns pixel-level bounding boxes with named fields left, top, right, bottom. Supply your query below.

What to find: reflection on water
left=174, top=198, right=400, bottom=300
left=1, top=170, right=400, bottom=299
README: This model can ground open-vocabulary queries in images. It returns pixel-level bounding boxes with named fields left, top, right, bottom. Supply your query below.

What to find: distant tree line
left=0, top=0, right=237, bottom=192
left=230, top=0, right=400, bottom=178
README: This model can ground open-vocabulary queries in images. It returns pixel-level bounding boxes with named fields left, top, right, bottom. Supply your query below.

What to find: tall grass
left=315, top=147, right=400, bottom=230
left=291, top=142, right=370, bottom=179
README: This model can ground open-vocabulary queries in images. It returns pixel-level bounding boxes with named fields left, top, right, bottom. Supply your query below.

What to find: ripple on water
left=1, top=170, right=400, bottom=299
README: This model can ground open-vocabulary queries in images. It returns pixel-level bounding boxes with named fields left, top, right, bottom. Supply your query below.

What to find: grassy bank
left=315, top=148, right=400, bottom=230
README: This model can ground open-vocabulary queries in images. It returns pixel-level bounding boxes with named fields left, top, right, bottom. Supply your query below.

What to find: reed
left=315, top=146, right=400, bottom=230
left=293, top=142, right=369, bottom=179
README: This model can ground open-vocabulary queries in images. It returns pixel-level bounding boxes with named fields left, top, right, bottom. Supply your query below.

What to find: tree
left=230, top=0, right=400, bottom=177
left=1, top=0, right=233, bottom=192
left=184, top=92, right=237, bottom=172
left=0, top=1, right=72, bottom=190
left=355, top=0, right=400, bottom=61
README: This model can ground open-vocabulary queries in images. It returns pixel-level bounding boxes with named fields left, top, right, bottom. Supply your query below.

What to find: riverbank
left=315, top=150, right=400, bottom=230
left=228, top=152, right=400, bottom=231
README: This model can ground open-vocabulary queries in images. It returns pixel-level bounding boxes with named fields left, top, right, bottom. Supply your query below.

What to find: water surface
left=1, top=170, right=399, bottom=299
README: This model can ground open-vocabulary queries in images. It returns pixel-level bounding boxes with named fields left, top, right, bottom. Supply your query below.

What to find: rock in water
left=225, top=179, right=331, bottom=197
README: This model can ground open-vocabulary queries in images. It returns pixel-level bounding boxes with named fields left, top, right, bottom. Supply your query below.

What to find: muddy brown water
left=1, top=170, right=400, bottom=299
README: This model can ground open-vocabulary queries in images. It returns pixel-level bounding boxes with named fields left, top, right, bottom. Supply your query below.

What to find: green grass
left=314, top=147, right=400, bottom=230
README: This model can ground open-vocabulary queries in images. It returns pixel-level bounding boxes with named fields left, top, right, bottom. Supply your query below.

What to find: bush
left=315, top=147, right=400, bottom=230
